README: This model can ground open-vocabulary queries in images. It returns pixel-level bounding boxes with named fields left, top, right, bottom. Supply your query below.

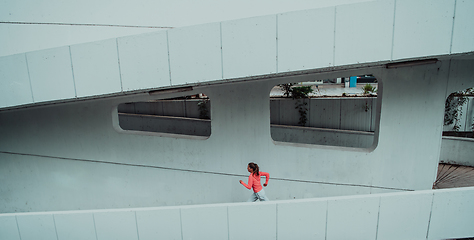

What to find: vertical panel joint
left=69, top=46, right=78, bottom=98
left=390, top=0, right=397, bottom=60
left=276, top=14, right=279, bottom=73
left=425, top=193, right=435, bottom=239
left=15, top=216, right=22, bottom=240
left=220, top=22, right=224, bottom=79
left=449, top=0, right=457, bottom=54
left=166, top=31, right=172, bottom=86
left=116, top=38, right=124, bottom=92
left=24, top=54, right=34, bottom=102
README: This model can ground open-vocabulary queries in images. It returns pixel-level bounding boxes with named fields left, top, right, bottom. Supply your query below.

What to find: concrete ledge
left=118, top=113, right=211, bottom=137
left=271, top=124, right=374, bottom=148
left=440, top=136, right=474, bottom=167
left=428, top=188, right=474, bottom=239
left=2, top=187, right=473, bottom=240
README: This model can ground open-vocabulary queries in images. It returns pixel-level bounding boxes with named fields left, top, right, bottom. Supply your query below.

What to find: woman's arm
left=261, top=172, right=269, bottom=186
left=239, top=175, right=253, bottom=189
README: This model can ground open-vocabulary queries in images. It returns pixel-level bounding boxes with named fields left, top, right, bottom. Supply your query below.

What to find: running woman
left=239, top=162, right=270, bottom=202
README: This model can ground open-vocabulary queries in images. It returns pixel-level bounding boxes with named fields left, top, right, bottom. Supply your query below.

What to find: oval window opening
left=270, top=75, right=379, bottom=149
left=118, top=93, right=211, bottom=138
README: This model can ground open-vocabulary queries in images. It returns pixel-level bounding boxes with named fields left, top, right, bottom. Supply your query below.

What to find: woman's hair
left=248, top=162, right=259, bottom=176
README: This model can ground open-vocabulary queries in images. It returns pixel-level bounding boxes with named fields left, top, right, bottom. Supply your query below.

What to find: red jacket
left=241, top=172, right=269, bottom=193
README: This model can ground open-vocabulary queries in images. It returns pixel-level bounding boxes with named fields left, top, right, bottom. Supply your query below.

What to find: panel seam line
left=275, top=204, right=278, bottom=239
left=325, top=200, right=329, bottom=240
left=116, top=38, right=123, bottom=92
left=227, top=207, right=230, bottom=240
left=179, top=209, right=184, bottom=240
left=449, top=0, right=457, bottom=54
left=93, top=213, right=99, bottom=240
left=69, top=46, right=78, bottom=97
left=276, top=14, right=279, bottom=73
left=425, top=193, right=435, bottom=239
left=135, top=211, right=140, bottom=240
left=375, top=197, right=381, bottom=240
left=390, top=0, right=397, bottom=60
left=220, top=22, right=224, bottom=79
left=24, top=54, right=34, bottom=102
left=15, top=215, right=22, bottom=240
left=332, top=7, right=337, bottom=66
left=166, top=31, right=172, bottom=86
left=53, top=215, right=60, bottom=240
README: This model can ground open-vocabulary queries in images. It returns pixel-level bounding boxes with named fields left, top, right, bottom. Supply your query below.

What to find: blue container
left=349, top=76, right=357, bottom=88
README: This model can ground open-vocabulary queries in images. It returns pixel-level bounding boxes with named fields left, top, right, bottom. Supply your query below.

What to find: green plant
left=295, top=100, right=308, bottom=126
left=290, top=86, right=313, bottom=99
left=362, top=84, right=377, bottom=95
left=290, top=86, right=313, bottom=126
left=278, top=83, right=295, bottom=97
left=444, top=88, right=474, bottom=131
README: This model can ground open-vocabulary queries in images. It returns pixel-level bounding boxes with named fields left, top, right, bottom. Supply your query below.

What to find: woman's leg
left=247, top=192, right=259, bottom=202
left=256, top=189, right=270, bottom=201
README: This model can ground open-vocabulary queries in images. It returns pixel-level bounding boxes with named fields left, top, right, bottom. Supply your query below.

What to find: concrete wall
left=1, top=0, right=474, bottom=214
left=118, top=113, right=474, bottom=155
left=273, top=97, right=377, bottom=130
left=119, top=113, right=211, bottom=137
left=118, top=113, right=374, bottom=147
left=118, top=99, right=211, bottom=119
left=121, top=97, right=377, bottom=131
left=271, top=125, right=374, bottom=148
left=440, top=137, right=474, bottom=167
left=1, top=0, right=473, bottom=110
left=120, top=110, right=473, bottom=163
left=2, top=60, right=472, bottom=213
left=1, top=187, right=473, bottom=240
left=118, top=97, right=377, bottom=144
